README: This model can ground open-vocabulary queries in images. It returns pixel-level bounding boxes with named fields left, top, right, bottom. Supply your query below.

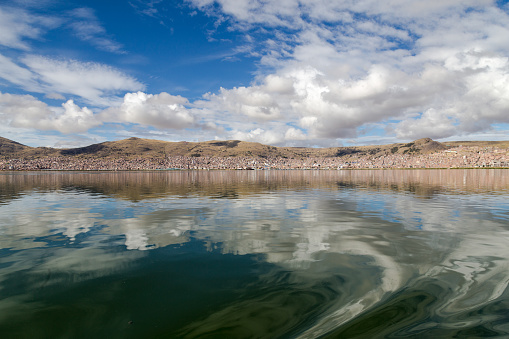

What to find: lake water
left=0, top=169, right=509, bottom=338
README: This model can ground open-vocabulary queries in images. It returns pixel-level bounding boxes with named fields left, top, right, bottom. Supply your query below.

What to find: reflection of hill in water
left=335, top=169, right=509, bottom=198
left=1, top=169, right=509, bottom=337
left=0, top=169, right=508, bottom=203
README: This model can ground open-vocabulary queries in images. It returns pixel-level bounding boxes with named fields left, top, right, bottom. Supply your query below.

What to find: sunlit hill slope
left=1, top=136, right=508, bottom=160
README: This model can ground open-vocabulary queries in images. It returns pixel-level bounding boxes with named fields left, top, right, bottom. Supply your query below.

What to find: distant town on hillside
left=1, top=136, right=508, bottom=170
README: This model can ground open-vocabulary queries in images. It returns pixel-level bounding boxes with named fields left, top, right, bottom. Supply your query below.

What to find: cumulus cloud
left=102, top=92, right=196, bottom=130
left=284, top=127, right=307, bottom=141
left=0, top=92, right=101, bottom=133
left=187, top=0, right=509, bottom=143
left=210, top=86, right=281, bottom=121
left=394, top=109, right=458, bottom=140
left=205, top=65, right=419, bottom=140
left=231, top=128, right=283, bottom=145
left=52, top=100, right=101, bottom=133
left=0, top=92, right=51, bottom=126
left=394, top=51, right=509, bottom=139
left=0, top=90, right=216, bottom=139
left=2, top=0, right=509, bottom=145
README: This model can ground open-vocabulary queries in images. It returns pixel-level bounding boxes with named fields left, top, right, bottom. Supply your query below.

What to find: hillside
left=58, top=138, right=300, bottom=159
left=0, top=137, right=29, bottom=154
left=0, top=137, right=59, bottom=158
left=0, top=136, right=507, bottom=160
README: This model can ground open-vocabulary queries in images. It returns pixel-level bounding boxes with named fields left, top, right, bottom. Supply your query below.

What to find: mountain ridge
left=0, top=136, right=508, bottom=160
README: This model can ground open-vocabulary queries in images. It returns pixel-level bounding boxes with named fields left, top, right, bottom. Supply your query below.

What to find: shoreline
left=1, top=167, right=508, bottom=172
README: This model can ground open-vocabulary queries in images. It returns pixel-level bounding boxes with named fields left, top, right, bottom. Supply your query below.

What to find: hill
left=0, top=137, right=59, bottom=158
left=0, top=136, right=29, bottom=154
left=0, top=136, right=507, bottom=160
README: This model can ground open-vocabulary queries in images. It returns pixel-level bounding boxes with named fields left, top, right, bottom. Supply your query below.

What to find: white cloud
left=21, top=56, right=145, bottom=106
left=0, top=92, right=101, bottom=133
left=0, top=92, right=51, bottom=126
left=185, top=0, right=509, bottom=144
left=0, top=6, right=59, bottom=50
left=188, top=0, right=494, bottom=29
left=0, top=53, right=35, bottom=88
left=130, top=0, right=164, bottom=18
left=45, top=92, right=66, bottom=100
left=355, top=20, right=411, bottom=42
left=67, top=7, right=125, bottom=54
left=231, top=128, right=283, bottom=145
left=394, top=108, right=458, bottom=140
left=0, top=5, right=123, bottom=54
left=102, top=92, right=195, bottom=130
left=205, top=65, right=419, bottom=140
left=2, top=1, right=509, bottom=146
left=50, top=100, right=101, bottom=133
left=212, top=86, right=281, bottom=121
left=284, top=127, right=307, bottom=141
left=0, top=5, right=140, bottom=109
left=394, top=50, right=509, bottom=139
left=0, top=53, right=145, bottom=108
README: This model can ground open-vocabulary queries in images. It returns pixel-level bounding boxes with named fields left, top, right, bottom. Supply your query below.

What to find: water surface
left=0, top=169, right=508, bottom=338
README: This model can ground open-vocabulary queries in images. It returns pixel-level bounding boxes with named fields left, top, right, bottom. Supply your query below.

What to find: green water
left=0, top=169, right=508, bottom=338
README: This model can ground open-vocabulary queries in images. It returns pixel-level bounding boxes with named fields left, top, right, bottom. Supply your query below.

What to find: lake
left=0, top=169, right=508, bottom=338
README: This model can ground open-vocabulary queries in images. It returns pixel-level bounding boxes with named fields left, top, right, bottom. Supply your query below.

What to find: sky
left=0, top=0, right=508, bottom=148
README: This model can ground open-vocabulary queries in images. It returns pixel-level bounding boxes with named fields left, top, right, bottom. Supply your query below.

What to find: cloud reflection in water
left=0, top=169, right=508, bottom=337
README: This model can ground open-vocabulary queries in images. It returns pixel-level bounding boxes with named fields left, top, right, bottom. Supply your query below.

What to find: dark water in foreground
left=0, top=169, right=508, bottom=338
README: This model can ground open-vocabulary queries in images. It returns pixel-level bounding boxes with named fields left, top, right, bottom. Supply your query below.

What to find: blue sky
left=0, top=0, right=509, bottom=148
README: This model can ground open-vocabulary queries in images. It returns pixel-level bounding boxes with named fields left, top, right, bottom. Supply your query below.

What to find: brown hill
left=381, top=138, right=448, bottom=155
left=0, top=137, right=58, bottom=158
left=58, top=138, right=299, bottom=159
left=54, top=137, right=385, bottom=159
left=444, top=140, right=509, bottom=148
left=0, top=136, right=29, bottom=154
left=0, top=136, right=507, bottom=160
